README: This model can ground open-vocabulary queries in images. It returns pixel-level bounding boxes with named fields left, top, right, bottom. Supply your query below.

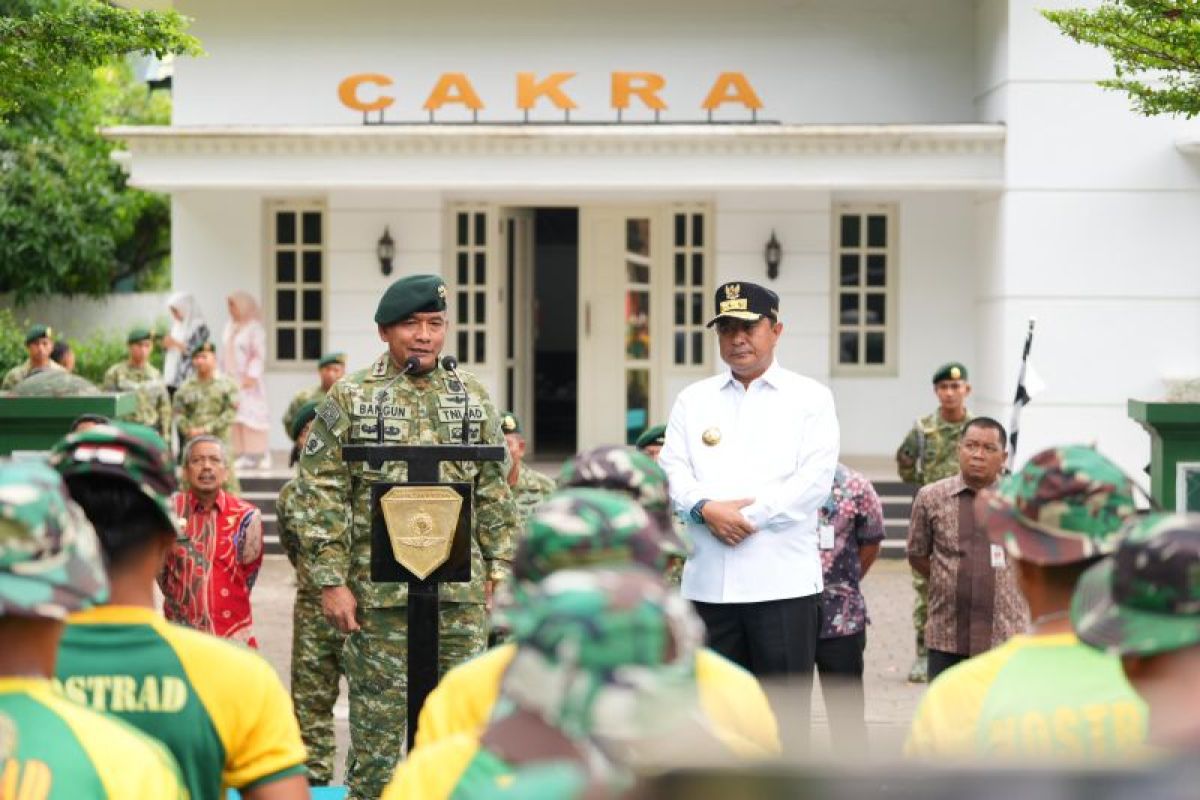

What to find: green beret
left=192, top=341, right=217, bottom=356
left=932, top=362, right=968, bottom=384
left=25, top=325, right=53, bottom=345
left=500, top=412, right=521, bottom=435
left=634, top=424, right=667, bottom=451
left=127, top=327, right=152, bottom=344
left=289, top=400, right=320, bottom=441
left=374, top=274, right=448, bottom=326
left=318, top=351, right=346, bottom=368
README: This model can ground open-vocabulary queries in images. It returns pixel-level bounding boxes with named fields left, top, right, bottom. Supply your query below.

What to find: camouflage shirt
left=9, top=370, right=98, bottom=397
left=103, top=361, right=172, bottom=443
left=895, top=409, right=973, bottom=486
left=297, top=353, right=519, bottom=607
left=1, top=359, right=64, bottom=390
left=172, top=375, right=239, bottom=445
left=512, top=464, right=556, bottom=533
left=282, top=385, right=328, bottom=439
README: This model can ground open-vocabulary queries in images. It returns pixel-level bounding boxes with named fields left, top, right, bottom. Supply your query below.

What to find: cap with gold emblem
left=317, top=351, right=346, bottom=369
left=932, top=362, right=969, bottom=384
left=500, top=411, right=522, bottom=435
left=192, top=341, right=217, bottom=356
left=706, top=281, right=780, bottom=328
left=374, top=274, right=448, bottom=326
left=126, top=327, right=153, bottom=345
left=24, top=325, right=53, bottom=345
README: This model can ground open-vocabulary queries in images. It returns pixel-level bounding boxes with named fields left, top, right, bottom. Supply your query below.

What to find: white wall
left=174, top=0, right=977, bottom=126
left=1, top=293, right=169, bottom=342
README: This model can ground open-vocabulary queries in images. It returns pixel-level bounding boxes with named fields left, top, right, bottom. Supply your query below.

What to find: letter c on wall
left=338, top=73, right=396, bottom=113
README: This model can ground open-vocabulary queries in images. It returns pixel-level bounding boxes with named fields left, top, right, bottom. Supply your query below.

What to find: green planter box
left=0, top=393, right=136, bottom=456
left=1128, top=400, right=1200, bottom=511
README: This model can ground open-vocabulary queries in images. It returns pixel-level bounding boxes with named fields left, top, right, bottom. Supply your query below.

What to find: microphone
left=376, top=356, right=422, bottom=444
left=439, top=355, right=470, bottom=444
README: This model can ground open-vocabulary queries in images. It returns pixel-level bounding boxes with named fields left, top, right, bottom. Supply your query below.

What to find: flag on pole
left=1008, top=319, right=1042, bottom=470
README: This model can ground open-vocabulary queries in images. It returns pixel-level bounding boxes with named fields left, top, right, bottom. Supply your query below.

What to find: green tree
left=0, top=0, right=200, bottom=302
left=1045, top=1, right=1200, bottom=118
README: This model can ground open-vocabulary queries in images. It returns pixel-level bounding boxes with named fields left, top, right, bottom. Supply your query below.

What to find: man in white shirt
left=659, top=280, right=839, bottom=691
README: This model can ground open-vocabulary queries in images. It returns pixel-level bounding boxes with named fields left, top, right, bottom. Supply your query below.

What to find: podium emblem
left=380, top=486, right=464, bottom=579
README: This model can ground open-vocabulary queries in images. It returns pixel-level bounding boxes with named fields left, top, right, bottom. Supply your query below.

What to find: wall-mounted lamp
left=377, top=226, right=396, bottom=276
left=764, top=230, right=782, bottom=280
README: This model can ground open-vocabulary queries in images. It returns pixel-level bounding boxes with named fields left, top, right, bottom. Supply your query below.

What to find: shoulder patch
left=317, top=397, right=343, bottom=430
left=304, top=432, right=328, bottom=457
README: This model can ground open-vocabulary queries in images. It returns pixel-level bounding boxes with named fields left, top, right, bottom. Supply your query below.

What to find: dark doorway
left=532, top=208, right=578, bottom=458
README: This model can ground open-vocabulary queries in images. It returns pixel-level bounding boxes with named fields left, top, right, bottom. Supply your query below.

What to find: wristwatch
left=690, top=499, right=710, bottom=524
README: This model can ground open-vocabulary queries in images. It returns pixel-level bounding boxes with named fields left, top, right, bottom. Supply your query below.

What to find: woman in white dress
left=223, top=292, right=271, bottom=469
left=162, top=292, right=210, bottom=394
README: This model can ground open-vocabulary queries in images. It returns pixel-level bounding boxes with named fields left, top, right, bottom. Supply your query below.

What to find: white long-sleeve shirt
left=658, top=361, right=840, bottom=603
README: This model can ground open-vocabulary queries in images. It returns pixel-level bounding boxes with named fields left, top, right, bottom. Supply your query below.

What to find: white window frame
left=830, top=203, right=898, bottom=377
left=446, top=204, right=492, bottom=369
left=665, top=204, right=713, bottom=374
left=265, top=199, right=327, bottom=369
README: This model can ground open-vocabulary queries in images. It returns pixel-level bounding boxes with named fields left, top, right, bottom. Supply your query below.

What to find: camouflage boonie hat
left=979, top=445, right=1137, bottom=565
left=557, top=445, right=679, bottom=538
left=1072, top=513, right=1200, bottom=657
left=0, top=460, right=108, bottom=619
left=50, top=422, right=179, bottom=534
left=513, top=487, right=684, bottom=583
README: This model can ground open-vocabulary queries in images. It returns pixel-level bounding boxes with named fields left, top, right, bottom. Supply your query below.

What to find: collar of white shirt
left=718, top=359, right=784, bottom=393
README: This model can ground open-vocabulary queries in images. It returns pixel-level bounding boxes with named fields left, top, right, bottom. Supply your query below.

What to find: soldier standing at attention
left=282, top=351, right=346, bottom=439
left=173, top=341, right=241, bottom=491
left=298, top=273, right=518, bottom=800
left=895, top=361, right=973, bottom=683
left=500, top=411, right=555, bottom=529
left=103, top=327, right=173, bottom=445
left=1, top=324, right=64, bottom=389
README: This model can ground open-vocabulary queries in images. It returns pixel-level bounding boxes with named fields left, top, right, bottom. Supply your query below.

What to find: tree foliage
left=0, top=0, right=200, bottom=302
left=1044, top=1, right=1200, bottom=118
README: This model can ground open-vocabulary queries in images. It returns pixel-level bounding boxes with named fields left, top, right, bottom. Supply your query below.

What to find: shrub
left=0, top=307, right=168, bottom=385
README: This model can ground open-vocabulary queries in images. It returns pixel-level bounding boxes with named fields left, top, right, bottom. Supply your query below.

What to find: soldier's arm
left=217, top=381, right=240, bottom=431
left=172, top=388, right=193, bottom=435
left=895, top=426, right=921, bottom=484
left=156, top=385, right=173, bottom=444
left=101, top=365, right=119, bottom=391
left=472, top=389, right=517, bottom=586
left=297, top=389, right=354, bottom=586
left=274, top=484, right=302, bottom=570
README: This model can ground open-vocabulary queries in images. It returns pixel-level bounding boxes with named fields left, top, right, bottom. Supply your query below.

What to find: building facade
left=115, top=0, right=1200, bottom=473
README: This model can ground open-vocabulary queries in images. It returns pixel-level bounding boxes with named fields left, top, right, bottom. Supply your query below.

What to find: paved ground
left=251, top=555, right=924, bottom=781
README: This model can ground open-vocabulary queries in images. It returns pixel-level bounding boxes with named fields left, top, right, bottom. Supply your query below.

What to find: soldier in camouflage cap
left=0, top=459, right=108, bottom=619
left=102, top=327, right=173, bottom=445
left=500, top=411, right=556, bottom=537
left=1072, top=513, right=1200, bottom=751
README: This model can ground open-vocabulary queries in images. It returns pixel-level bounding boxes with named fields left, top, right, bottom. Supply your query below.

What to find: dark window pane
left=674, top=214, right=686, bottom=248
left=302, top=251, right=322, bottom=284
left=302, top=290, right=322, bottom=322
left=457, top=331, right=469, bottom=362
left=474, top=291, right=486, bottom=324
left=302, top=328, right=322, bottom=360
left=674, top=253, right=686, bottom=286
left=839, top=331, right=859, bottom=364
left=457, top=252, right=469, bottom=285
left=691, top=253, right=703, bottom=287
left=457, top=292, right=469, bottom=324
left=276, top=211, right=296, bottom=245
left=275, top=251, right=296, bottom=283
left=867, top=215, right=887, bottom=247
left=839, top=293, right=860, bottom=325
left=691, top=331, right=704, bottom=364
left=302, top=212, right=322, bottom=245
left=625, top=369, right=649, bottom=445
left=475, top=331, right=486, bottom=362
left=276, top=290, right=296, bottom=322
left=840, top=215, right=860, bottom=248
left=474, top=252, right=486, bottom=285
left=626, top=219, right=649, bottom=257
left=840, top=254, right=860, bottom=286
left=674, top=293, right=685, bottom=325
left=457, top=213, right=469, bottom=246
left=276, top=328, right=296, bottom=360
left=674, top=332, right=686, bottom=365
left=626, top=260, right=649, bottom=284
left=865, top=331, right=885, bottom=364
left=506, top=220, right=515, bottom=361
left=474, top=213, right=487, bottom=246
left=691, top=292, right=703, bottom=326
left=692, top=213, right=704, bottom=246
left=866, top=293, right=886, bottom=324
left=506, top=368, right=514, bottom=411
left=866, top=254, right=886, bottom=286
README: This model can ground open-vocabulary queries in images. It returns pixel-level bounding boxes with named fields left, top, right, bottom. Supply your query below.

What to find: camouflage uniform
left=276, top=476, right=345, bottom=785
left=173, top=374, right=240, bottom=492
left=896, top=408, right=972, bottom=678
left=283, top=385, right=327, bottom=441
left=297, top=352, right=518, bottom=800
left=1, top=358, right=64, bottom=390
left=9, top=369, right=98, bottom=397
left=512, top=464, right=556, bottom=532
left=103, top=361, right=173, bottom=443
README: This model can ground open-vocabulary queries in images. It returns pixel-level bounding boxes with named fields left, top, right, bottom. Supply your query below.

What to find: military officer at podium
left=297, top=273, right=518, bottom=800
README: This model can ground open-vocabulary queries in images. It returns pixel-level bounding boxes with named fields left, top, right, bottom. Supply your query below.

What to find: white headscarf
left=165, top=292, right=205, bottom=387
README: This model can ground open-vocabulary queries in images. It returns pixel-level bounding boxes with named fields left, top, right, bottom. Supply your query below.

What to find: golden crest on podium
left=379, top=486, right=463, bottom=579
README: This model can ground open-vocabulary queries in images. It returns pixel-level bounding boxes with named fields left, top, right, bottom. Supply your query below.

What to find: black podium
left=342, top=443, right=506, bottom=750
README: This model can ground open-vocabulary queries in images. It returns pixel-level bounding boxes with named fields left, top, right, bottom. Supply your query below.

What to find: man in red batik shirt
left=159, top=434, right=264, bottom=646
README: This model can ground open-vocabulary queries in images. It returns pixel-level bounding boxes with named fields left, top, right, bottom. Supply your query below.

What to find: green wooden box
left=1128, top=400, right=1200, bottom=511
left=0, top=393, right=136, bottom=456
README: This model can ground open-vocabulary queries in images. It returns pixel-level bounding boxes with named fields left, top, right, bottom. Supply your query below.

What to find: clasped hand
left=702, top=498, right=756, bottom=546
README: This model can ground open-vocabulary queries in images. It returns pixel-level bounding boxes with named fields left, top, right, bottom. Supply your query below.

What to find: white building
left=115, top=0, right=1200, bottom=474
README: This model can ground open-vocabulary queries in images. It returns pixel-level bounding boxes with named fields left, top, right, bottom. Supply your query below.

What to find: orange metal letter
left=517, top=72, right=578, bottom=111
left=423, top=73, right=485, bottom=111
left=701, top=72, right=763, bottom=111
left=611, top=72, right=667, bottom=111
left=337, top=73, right=395, bottom=113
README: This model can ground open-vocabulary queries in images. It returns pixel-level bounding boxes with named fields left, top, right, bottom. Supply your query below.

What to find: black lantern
left=764, top=230, right=782, bottom=280
left=377, top=226, right=396, bottom=276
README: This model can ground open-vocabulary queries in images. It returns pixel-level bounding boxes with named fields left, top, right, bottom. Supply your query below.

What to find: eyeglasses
left=960, top=442, right=1003, bottom=455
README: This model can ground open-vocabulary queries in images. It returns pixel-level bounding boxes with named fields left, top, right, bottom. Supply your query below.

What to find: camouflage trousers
left=344, top=602, right=488, bottom=800
left=290, top=588, right=346, bottom=786
left=911, top=569, right=929, bottom=653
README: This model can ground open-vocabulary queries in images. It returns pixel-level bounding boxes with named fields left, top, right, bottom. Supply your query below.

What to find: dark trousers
left=693, top=595, right=819, bottom=750
left=928, top=648, right=968, bottom=681
left=815, top=630, right=867, bottom=748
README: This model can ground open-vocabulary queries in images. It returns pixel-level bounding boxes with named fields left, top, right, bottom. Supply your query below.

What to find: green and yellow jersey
left=0, top=676, right=186, bottom=799
left=54, top=605, right=306, bottom=800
